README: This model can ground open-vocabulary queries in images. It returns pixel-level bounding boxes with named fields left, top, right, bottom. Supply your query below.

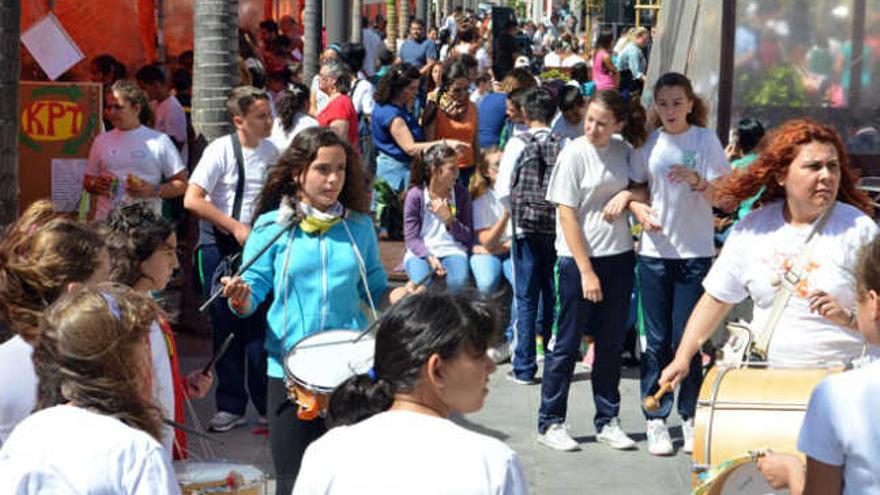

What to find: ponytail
left=326, top=374, right=394, bottom=428
left=590, top=89, right=648, bottom=148
left=622, top=98, right=648, bottom=148
left=325, top=292, right=498, bottom=428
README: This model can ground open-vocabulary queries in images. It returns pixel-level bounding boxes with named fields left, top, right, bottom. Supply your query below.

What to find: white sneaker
left=681, top=418, right=695, bottom=454
left=207, top=411, right=246, bottom=432
left=538, top=424, right=579, bottom=451
left=646, top=419, right=674, bottom=456
left=596, top=418, right=636, bottom=450
left=487, top=343, right=511, bottom=364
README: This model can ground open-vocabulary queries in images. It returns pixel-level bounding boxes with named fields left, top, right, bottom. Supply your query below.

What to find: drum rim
left=173, top=460, right=267, bottom=484
left=283, top=329, right=371, bottom=394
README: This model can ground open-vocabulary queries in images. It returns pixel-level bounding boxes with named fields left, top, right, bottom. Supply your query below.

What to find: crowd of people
left=1, top=6, right=880, bottom=495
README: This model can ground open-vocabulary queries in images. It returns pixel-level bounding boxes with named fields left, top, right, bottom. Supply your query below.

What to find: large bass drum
left=692, top=365, right=840, bottom=485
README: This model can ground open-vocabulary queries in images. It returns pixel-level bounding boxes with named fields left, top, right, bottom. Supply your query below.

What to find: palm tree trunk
left=303, top=0, right=321, bottom=83
left=351, top=0, right=363, bottom=43
left=0, top=0, right=20, bottom=224
left=385, top=0, right=397, bottom=51
left=192, top=0, right=240, bottom=146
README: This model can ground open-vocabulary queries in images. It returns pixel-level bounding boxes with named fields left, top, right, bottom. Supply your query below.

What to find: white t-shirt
left=86, top=125, right=186, bottom=221
left=636, top=126, right=730, bottom=258
left=543, top=52, right=562, bottom=68
left=404, top=188, right=467, bottom=261
left=476, top=47, right=490, bottom=73
left=550, top=112, right=583, bottom=140
left=293, top=410, right=527, bottom=495
left=798, top=359, right=880, bottom=495
left=562, top=55, right=585, bottom=68
left=189, top=134, right=280, bottom=245
left=439, top=44, right=451, bottom=62
left=703, top=201, right=880, bottom=367
left=148, top=321, right=174, bottom=454
left=0, top=336, right=36, bottom=447
left=444, top=15, right=457, bottom=40
left=0, top=405, right=180, bottom=495
left=269, top=113, right=319, bottom=153
left=311, top=75, right=330, bottom=114
left=472, top=188, right=511, bottom=245
left=154, top=95, right=188, bottom=166
left=547, top=136, right=646, bottom=258
left=351, top=76, right=375, bottom=116
left=362, top=28, right=383, bottom=77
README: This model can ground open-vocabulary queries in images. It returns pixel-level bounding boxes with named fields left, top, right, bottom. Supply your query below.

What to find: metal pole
left=156, top=0, right=166, bottom=63
left=416, top=0, right=428, bottom=25
left=326, top=0, right=350, bottom=44
left=303, top=0, right=321, bottom=83
left=352, top=0, right=363, bottom=43
left=716, top=0, right=736, bottom=143
left=849, top=0, right=866, bottom=109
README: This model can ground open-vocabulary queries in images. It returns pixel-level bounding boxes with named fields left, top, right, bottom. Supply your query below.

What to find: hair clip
left=99, top=292, right=122, bottom=321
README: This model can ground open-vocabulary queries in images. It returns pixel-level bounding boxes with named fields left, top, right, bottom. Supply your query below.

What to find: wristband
left=847, top=309, right=856, bottom=327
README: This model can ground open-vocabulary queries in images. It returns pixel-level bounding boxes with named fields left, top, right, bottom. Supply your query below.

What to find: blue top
left=477, top=92, right=508, bottom=149
left=615, top=43, right=646, bottom=80
left=399, top=39, right=438, bottom=69
left=234, top=209, right=388, bottom=378
left=371, top=102, right=424, bottom=164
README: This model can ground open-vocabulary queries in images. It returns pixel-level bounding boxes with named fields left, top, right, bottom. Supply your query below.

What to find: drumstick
left=202, top=333, right=235, bottom=375
left=199, top=218, right=299, bottom=313
left=643, top=383, right=673, bottom=412
left=163, top=418, right=224, bottom=444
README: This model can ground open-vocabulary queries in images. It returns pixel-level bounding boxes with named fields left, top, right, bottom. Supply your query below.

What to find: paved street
left=176, top=332, right=693, bottom=494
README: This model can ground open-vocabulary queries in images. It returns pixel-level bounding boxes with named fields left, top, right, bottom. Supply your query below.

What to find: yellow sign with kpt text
left=18, top=81, right=102, bottom=211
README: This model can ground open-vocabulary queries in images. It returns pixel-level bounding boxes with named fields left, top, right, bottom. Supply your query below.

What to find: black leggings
left=267, top=377, right=326, bottom=495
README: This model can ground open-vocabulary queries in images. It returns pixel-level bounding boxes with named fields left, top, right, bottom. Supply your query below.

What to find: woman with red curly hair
left=660, top=118, right=878, bottom=382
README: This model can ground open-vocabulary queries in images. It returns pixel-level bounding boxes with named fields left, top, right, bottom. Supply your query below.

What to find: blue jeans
left=198, top=244, right=268, bottom=416
left=375, top=152, right=411, bottom=193
left=539, top=253, right=635, bottom=432
left=405, top=254, right=470, bottom=293
left=471, top=252, right=515, bottom=342
left=511, top=234, right=556, bottom=380
left=456, top=166, right=476, bottom=189
left=637, top=255, right=711, bottom=420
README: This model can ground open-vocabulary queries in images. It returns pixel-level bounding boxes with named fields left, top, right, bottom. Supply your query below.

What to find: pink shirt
left=592, top=49, right=617, bottom=91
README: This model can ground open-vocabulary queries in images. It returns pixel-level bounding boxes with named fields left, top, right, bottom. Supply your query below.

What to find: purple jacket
left=403, top=183, right=474, bottom=258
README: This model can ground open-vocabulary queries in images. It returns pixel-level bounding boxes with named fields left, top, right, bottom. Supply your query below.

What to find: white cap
left=515, top=56, right=530, bottom=68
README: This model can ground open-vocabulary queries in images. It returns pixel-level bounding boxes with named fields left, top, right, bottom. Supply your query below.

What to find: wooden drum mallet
left=643, top=383, right=672, bottom=412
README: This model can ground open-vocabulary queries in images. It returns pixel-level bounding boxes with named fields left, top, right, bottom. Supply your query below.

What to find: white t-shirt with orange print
left=703, top=200, right=880, bottom=367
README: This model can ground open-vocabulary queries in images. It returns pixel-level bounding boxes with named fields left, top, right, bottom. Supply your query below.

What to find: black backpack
left=509, top=130, right=562, bottom=235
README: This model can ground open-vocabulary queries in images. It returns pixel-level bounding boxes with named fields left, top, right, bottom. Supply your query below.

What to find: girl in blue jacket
left=222, top=127, right=408, bottom=495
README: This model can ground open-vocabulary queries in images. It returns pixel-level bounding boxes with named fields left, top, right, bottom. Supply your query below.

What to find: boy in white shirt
left=184, top=86, right=279, bottom=432
left=136, top=64, right=189, bottom=165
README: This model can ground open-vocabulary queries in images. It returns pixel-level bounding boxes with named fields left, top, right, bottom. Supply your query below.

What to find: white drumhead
left=174, top=461, right=264, bottom=485
left=719, top=462, right=787, bottom=495
left=285, top=330, right=374, bottom=392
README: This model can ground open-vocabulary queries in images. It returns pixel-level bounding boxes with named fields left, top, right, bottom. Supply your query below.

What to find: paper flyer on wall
left=51, top=159, right=88, bottom=212
left=21, top=13, right=85, bottom=81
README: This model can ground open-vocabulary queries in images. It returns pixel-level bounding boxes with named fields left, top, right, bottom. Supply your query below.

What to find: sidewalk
left=175, top=333, right=693, bottom=494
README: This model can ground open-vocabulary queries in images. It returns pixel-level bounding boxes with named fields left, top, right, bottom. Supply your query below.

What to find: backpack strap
left=229, top=132, right=246, bottom=222
left=211, top=133, right=247, bottom=254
